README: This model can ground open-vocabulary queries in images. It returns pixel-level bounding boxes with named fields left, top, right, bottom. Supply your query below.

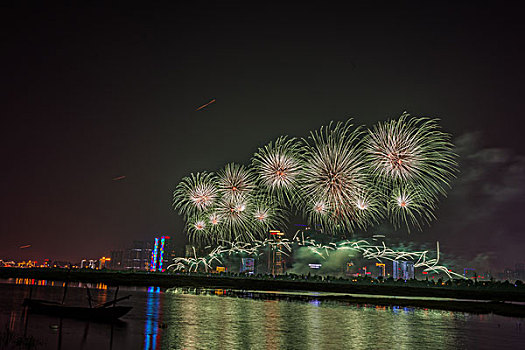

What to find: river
left=0, top=278, right=523, bottom=349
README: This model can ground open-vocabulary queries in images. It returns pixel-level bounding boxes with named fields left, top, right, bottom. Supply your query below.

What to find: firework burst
left=251, top=195, right=287, bottom=234
left=352, top=188, right=385, bottom=229
left=173, top=172, right=218, bottom=218
left=174, top=112, right=458, bottom=242
left=207, top=211, right=222, bottom=227
left=388, top=184, right=436, bottom=231
left=299, top=120, right=369, bottom=233
left=365, top=112, right=457, bottom=196
left=186, top=215, right=211, bottom=244
left=214, top=195, right=257, bottom=242
left=252, top=136, right=302, bottom=202
left=217, top=163, right=256, bottom=201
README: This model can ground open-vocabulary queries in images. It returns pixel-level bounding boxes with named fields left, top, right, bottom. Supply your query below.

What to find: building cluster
left=107, top=236, right=176, bottom=271
left=2, top=233, right=524, bottom=283
left=0, top=235, right=178, bottom=272
left=199, top=231, right=418, bottom=280
left=0, top=259, right=73, bottom=269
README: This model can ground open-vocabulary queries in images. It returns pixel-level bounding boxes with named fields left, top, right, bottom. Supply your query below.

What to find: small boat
left=23, top=284, right=132, bottom=322
left=22, top=298, right=132, bottom=321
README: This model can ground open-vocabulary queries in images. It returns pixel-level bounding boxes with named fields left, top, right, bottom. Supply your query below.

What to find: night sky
left=2, top=2, right=525, bottom=270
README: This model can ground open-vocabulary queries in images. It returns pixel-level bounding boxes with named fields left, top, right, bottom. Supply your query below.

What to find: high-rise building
left=240, top=258, right=255, bottom=274
left=268, top=230, right=285, bottom=275
left=393, top=260, right=414, bottom=280
left=124, top=240, right=153, bottom=270
left=109, top=250, right=124, bottom=270
left=150, top=236, right=173, bottom=272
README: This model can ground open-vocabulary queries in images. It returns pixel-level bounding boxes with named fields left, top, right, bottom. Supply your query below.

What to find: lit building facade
left=393, top=260, right=414, bottom=280
left=123, top=241, right=153, bottom=270
left=268, top=230, right=285, bottom=275
left=240, top=258, right=255, bottom=274
left=150, top=235, right=173, bottom=272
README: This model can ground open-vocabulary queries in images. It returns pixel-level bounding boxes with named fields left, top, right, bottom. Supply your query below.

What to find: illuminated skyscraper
left=268, top=230, right=285, bottom=275
left=150, top=235, right=172, bottom=272
left=393, top=260, right=414, bottom=280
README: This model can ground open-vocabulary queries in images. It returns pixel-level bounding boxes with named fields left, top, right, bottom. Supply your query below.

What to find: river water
left=0, top=278, right=523, bottom=349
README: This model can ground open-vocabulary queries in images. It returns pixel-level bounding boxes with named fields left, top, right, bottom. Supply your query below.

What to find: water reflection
left=10, top=277, right=108, bottom=291
left=144, top=286, right=162, bottom=350
left=0, top=280, right=523, bottom=349
left=161, top=289, right=489, bottom=350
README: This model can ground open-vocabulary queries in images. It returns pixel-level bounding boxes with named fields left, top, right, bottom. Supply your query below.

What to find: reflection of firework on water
left=388, top=184, right=435, bottom=231
left=173, top=172, right=218, bottom=218
left=364, top=112, right=456, bottom=196
left=217, top=163, right=256, bottom=201
left=173, top=113, right=458, bottom=241
left=168, top=233, right=465, bottom=279
left=299, top=120, right=368, bottom=233
left=252, top=136, right=302, bottom=201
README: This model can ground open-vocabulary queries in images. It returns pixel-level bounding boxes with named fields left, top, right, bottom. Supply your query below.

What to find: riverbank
left=2, top=268, right=524, bottom=299
left=2, top=268, right=525, bottom=317
left=168, top=287, right=525, bottom=318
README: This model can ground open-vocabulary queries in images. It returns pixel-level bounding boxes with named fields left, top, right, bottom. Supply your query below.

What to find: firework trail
left=167, top=232, right=465, bottom=279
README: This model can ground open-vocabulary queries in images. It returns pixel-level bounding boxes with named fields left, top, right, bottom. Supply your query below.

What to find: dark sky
left=1, top=1, right=524, bottom=269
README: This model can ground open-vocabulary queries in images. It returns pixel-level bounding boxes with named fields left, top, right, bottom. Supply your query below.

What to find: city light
left=151, top=237, right=159, bottom=272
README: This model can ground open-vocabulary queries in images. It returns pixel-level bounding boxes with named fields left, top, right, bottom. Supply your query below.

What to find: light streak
left=195, top=99, right=216, bottom=111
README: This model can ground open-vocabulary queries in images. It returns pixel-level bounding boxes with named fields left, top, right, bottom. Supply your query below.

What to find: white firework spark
left=252, top=136, right=302, bottom=201
left=173, top=172, right=218, bottom=218
left=168, top=233, right=466, bottom=280
left=299, top=120, right=369, bottom=233
left=388, top=184, right=436, bottom=231
left=217, top=163, right=256, bottom=201
left=186, top=216, right=211, bottom=244
left=251, top=195, right=287, bottom=234
left=365, top=112, right=457, bottom=196
left=208, top=212, right=222, bottom=226
left=353, top=189, right=384, bottom=229
left=214, top=195, right=257, bottom=242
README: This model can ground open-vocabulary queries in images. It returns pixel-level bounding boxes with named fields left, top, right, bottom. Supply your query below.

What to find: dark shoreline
left=2, top=268, right=525, bottom=318
left=168, top=287, right=525, bottom=318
